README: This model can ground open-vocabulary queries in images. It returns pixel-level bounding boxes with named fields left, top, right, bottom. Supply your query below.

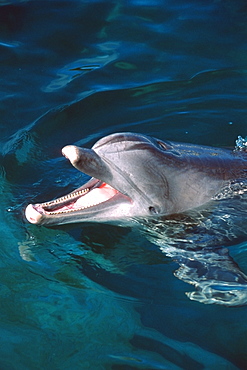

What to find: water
left=1, top=0, right=247, bottom=368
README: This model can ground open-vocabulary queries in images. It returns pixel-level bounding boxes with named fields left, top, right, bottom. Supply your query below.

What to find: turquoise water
left=1, top=0, right=247, bottom=369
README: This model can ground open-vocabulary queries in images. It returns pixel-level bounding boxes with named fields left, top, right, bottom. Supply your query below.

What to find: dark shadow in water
left=130, top=334, right=203, bottom=370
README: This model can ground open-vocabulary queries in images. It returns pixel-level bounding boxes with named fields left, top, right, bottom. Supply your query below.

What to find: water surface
left=1, top=1, right=247, bottom=369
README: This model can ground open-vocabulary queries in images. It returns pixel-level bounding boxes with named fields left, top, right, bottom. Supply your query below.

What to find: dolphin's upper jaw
left=25, top=178, right=132, bottom=225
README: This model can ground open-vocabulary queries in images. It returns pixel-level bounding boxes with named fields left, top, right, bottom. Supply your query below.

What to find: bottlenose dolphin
left=25, top=132, right=247, bottom=226
left=25, top=132, right=247, bottom=305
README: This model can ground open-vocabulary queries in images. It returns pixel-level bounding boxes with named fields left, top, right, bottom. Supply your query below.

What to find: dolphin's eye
left=149, top=206, right=157, bottom=214
left=157, top=141, right=168, bottom=150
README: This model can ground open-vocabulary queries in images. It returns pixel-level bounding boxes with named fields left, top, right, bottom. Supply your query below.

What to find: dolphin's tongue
left=64, top=183, right=117, bottom=210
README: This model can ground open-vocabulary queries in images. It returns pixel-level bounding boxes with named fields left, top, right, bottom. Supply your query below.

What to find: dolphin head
left=25, top=132, right=245, bottom=226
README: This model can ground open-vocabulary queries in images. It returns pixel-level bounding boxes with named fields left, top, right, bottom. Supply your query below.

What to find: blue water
left=1, top=0, right=247, bottom=369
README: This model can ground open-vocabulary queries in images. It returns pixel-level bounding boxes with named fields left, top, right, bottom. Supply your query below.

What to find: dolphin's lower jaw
left=25, top=180, right=132, bottom=225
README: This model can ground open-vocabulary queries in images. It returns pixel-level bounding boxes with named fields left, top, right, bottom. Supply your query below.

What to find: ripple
left=43, top=44, right=119, bottom=92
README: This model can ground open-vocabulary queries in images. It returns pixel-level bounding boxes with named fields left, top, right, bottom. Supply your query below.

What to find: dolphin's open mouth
left=40, top=181, right=118, bottom=214
left=25, top=142, right=136, bottom=225
left=25, top=178, right=130, bottom=224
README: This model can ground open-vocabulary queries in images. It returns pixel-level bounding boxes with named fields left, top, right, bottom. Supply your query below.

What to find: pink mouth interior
left=52, top=183, right=118, bottom=213
left=41, top=182, right=119, bottom=214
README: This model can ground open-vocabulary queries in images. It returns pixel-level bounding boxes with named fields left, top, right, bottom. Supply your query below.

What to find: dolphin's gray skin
left=25, top=132, right=247, bottom=305
left=25, top=132, right=247, bottom=226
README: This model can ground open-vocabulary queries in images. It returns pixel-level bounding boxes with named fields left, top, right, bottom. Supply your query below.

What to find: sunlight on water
left=235, top=135, right=247, bottom=151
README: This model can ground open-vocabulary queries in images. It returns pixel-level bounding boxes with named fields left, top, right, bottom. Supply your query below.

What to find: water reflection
left=43, top=42, right=119, bottom=92
left=18, top=221, right=241, bottom=368
left=140, top=200, right=247, bottom=306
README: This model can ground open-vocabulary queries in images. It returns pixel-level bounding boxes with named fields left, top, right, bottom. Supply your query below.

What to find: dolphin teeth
left=41, top=188, right=89, bottom=207
left=42, top=184, right=118, bottom=215
left=48, top=203, right=100, bottom=215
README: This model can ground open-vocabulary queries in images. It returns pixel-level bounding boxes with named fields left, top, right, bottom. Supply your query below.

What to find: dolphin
left=25, top=132, right=247, bottom=305
left=25, top=132, right=247, bottom=226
